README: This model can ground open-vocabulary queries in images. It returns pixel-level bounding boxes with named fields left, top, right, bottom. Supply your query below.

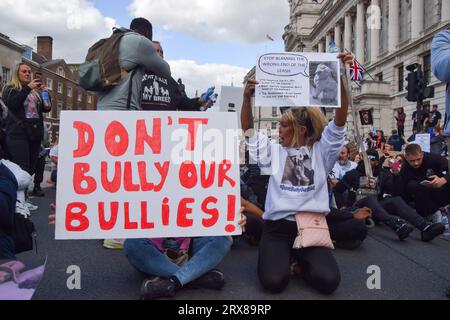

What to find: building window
left=57, top=82, right=63, bottom=94
left=423, top=53, right=431, bottom=84
left=77, top=92, right=82, bottom=102
left=272, top=107, right=278, bottom=117
left=272, top=122, right=278, bottom=130
left=397, top=64, right=404, bottom=92
left=57, top=67, right=65, bottom=77
left=2, top=67, right=10, bottom=83
left=87, top=95, right=92, bottom=104
left=46, top=78, right=53, bottom=90
left=56, top=102, right=63, bottom=119
left=376, top=72, right=383, bottom=82
left=68, top=86, right=72, bottom=97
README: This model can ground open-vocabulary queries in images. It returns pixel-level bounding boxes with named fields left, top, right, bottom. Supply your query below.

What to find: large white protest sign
left=256, top=52, right=341, bottom=108
left=414, top=134, right=431, bottom=153
left=55, top=111, right=242, bottom=240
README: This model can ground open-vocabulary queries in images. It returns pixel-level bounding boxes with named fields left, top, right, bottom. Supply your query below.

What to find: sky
left=0, top=0, right=289, bottom=97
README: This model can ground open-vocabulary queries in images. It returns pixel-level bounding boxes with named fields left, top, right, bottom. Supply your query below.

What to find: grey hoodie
left=97, top=29, right=171, bottom=111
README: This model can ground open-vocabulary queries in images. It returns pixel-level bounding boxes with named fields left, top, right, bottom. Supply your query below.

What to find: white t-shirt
left=329, top=160, right=357, bottom=180
left=50, top=144, right=58, bottom=170
left=1, top=159, right=31, bottom=190
left=246, top=121, right=346, bottom=221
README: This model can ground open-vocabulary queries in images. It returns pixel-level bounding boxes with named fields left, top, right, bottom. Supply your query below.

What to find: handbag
left=292, top=212, right=334, bottom=249
left=12, top=202, right=37, bottom=254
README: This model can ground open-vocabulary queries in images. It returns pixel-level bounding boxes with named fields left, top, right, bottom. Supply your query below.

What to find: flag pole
left=341, top=59, right=374, bottom=178
left=344, top=48, right=377, bottom=82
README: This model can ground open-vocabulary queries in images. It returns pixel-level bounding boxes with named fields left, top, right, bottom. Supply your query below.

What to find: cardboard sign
left=55, top=111, right=242, bottom=240
left=256, top=52, right=341, bottom=108
left=414, top=134, right=431, bottom=153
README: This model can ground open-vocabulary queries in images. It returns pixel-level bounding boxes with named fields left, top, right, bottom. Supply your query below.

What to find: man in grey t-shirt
left=97, top=18, right=171, bottom=111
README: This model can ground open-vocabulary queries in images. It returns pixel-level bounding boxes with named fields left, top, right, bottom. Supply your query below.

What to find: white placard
left=256, top=52, right=341, bottom=108
left=55, top=111, right=241, bottom=240
left=414, top=134, right=431, bottom=153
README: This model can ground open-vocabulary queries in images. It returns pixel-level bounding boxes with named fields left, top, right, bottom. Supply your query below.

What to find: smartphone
left=34, top=72, right=43, bottom=86
left=420, top=180, right=433, bottom=187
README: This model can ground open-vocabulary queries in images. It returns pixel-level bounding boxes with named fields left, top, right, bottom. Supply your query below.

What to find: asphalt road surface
left=17, top=182, right=450, bottom=300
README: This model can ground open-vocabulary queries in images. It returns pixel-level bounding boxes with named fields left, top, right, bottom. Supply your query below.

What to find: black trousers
left=6, top=137, right=40, bottom=175
left=34, top=153, right=46, bottom=187
left=328, top=218, right=367, bottom=242
left=353, top=196, right=396, bottom=225
left=398, top=126, right=405, bottom=138
left=0, top=194, right=15, bottom=260
left=354, top=196, right=427, bottom=230
left=258, top=219, right=340, bottom=295
left=380, top=196, right=427, bottom=230
left=244, top=214, right=263, bottom=242
left=407, top=181, right=450, bottom=217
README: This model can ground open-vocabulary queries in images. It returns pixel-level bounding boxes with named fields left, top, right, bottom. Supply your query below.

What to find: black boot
left=389, top=219, right=414, bottom=241
left=31, top=186, right=45, bottom=197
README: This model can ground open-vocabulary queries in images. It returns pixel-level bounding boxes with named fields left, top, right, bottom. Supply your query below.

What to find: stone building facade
left=282, top=0, right=450, bottom=138
left=0, top=34, right=96, bottom=142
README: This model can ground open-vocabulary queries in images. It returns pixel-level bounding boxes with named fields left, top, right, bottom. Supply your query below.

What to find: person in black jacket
left=378, top=154, right=445, bottom=241
left=333, top=149, right=414, bottom=241
left=140, top=41, right=207, bottom=112
left=327, top=206, right=369, bottom=250
left=0, top=148, right=18, bottom=260
left=2, top=63, right=51, bottom=175
left=401, top=143, right=450, bottom=218
left=334, top=150, right=445, bottom=241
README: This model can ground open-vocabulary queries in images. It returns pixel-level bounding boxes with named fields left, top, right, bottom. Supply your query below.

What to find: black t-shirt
left=141, top=72, right=184, bottom=111
left=429, top=110, right=442, bottom=127
left=141, top=71, right=201, bottom=112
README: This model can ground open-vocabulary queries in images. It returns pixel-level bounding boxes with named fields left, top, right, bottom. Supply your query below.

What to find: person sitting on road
left=387, top=130, right=405, bottom=152
left=0, top=161, right=18, bottom=260
left=329, top=145, right=357, bottom=188
left=124, top=213, right=246, bottom=300
left=401, top=144, right=450, bottom=220
left=333, top=149, right=416, bottom=241
left=49, top=141, right=58, bottom=185
left=241, top=52, right=354, bottom=295
left=327, top=201, right=369, bottom=250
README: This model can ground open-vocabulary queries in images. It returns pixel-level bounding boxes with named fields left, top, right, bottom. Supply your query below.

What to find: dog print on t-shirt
left=281, top=148, right=315, bottom=187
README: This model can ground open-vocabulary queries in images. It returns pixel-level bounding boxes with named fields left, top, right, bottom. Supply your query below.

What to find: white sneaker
left=16, top=201, right=31, bottom=218
left=103, top=239, right=124, bottom=249
left=25, top=202, right=38, bottom=211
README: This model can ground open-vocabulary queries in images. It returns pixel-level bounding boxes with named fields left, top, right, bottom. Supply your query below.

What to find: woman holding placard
left=241, top=52, right=353, bottom=295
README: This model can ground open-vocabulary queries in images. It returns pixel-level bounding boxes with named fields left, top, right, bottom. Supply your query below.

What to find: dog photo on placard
left=309, top=61, right=339, bottom=106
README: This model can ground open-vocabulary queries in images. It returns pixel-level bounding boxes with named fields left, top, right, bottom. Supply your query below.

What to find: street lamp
left=288, top=31, right=305, bottom=52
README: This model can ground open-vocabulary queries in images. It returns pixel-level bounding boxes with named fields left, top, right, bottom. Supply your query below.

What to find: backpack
left=78, top=28, right=129, bottom=92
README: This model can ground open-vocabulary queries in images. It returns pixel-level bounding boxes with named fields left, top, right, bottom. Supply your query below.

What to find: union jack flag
left=350, top=59, right=364, bottom=81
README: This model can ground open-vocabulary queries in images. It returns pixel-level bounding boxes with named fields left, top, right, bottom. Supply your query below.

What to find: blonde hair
left=10, top=62, right=29, bottom=91
left=282, top=107, right=327, bottom=148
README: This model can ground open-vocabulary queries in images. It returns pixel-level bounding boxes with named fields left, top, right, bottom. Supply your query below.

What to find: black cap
left=366, top=149, right=379, bottom=161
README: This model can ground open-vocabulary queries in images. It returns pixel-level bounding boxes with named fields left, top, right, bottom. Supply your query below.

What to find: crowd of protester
left=1, top=18, right=450, bottom=300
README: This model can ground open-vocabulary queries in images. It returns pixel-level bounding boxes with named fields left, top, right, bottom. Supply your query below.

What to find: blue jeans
left=0, top=232, right=16, bottom=260
left=124, top=237, right=232, bottom=286
left=51, top=170, right=57, bottom=183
